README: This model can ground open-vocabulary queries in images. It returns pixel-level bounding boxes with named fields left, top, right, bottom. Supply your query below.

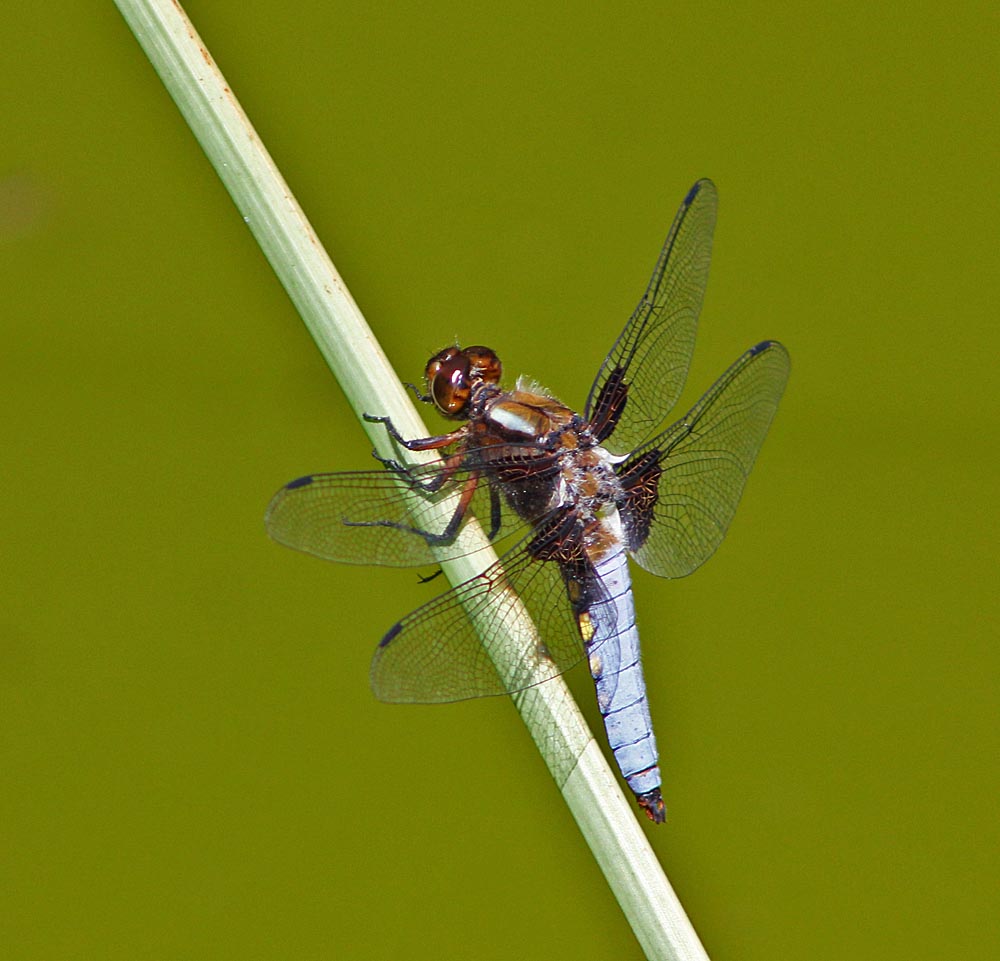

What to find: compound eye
left=463, top=346, right=502, bottom=385
left=425, top=348, right=471, bottom=418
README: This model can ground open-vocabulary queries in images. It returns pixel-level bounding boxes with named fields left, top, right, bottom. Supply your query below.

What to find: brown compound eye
left=425, top=347, right=471, bottom=418
left=463, top=346, right=502, bottom=386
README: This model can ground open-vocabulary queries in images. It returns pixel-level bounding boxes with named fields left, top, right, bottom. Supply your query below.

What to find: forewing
left=584, top=178, right=718, bottom=454
left=371, top=531, right=601, bottom=703
left=265, top=463, right=529, bottom=569
left=627, top=340, right=790, bottom=578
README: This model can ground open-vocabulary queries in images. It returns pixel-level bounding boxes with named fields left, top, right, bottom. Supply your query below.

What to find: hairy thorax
left=471, top=385, right=627, bottom=562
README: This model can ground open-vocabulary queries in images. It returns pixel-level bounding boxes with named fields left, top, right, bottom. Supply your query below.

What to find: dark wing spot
left=379, top=621, right=403, bottom=648
left=285, top=475, right=315, bottom=490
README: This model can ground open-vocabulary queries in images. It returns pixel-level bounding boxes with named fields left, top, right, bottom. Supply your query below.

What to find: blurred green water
left=2, top=2, right=997, bottom=959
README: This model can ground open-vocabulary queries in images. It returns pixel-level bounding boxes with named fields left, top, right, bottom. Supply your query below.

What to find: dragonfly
left=265, top=179, right=789, bottom=822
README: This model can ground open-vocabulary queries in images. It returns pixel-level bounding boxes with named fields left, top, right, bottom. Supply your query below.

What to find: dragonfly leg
left=369, top=449, right=416, bottom=478
left=369, top=447, right=467, bottom=494
left=345, top=469, right=481, bottom=547
left=487, top=485, right=502, bottom=541
left=403, top=381, right=432, bottom=404
left=363, top=412, right=404, bottom=444
left=363, top=412, right=466, bottom=451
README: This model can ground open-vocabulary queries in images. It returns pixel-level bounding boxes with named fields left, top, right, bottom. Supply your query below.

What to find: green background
left=3, top=2, right=997, bottom=959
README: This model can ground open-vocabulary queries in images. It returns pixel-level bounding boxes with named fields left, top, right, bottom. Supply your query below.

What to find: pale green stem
left=113, top=2, right=711, bottom=958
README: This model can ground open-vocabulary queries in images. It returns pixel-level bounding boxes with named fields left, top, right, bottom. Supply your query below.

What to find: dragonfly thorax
left=554, top=443, right=628, bottom=532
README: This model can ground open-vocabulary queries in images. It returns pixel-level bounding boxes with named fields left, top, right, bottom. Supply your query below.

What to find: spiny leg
left=344, top=469, right=481, bottom=547
left=363, top=412, right=465, bottom=451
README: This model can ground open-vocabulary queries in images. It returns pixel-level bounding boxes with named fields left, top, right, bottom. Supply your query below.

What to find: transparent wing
left=371, top=527, right=618, bottom=703
left=584, top=178, right=718, bottom=455
left=627, top=340, right=790, bottom=578
left=265, top=461, right=534, bottom=569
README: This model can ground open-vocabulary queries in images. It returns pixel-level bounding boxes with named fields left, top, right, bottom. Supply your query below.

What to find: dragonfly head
left=424, top=345, right=502, bottom=419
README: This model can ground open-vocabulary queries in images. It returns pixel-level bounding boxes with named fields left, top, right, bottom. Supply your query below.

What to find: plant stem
left=113, top=2, right=710, bottom=958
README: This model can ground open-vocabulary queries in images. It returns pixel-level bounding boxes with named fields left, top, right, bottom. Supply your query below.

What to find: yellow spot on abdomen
left=589, top=651, right=602, bottom=677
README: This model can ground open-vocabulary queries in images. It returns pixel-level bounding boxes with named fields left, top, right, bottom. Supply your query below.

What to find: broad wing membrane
left=584, top=179, right=718, bottom=455
left=624, top=340, right=790, bottom=578
left=265, top=460, right=535, bottom=569
left=371, top=524, right=619, bottom=703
